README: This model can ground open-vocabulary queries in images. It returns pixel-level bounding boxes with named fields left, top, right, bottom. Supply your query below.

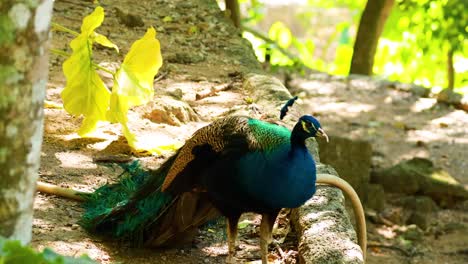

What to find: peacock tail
left=80, top=160, right=174, bottom=241
left=80, top=146, right=220, bottom=246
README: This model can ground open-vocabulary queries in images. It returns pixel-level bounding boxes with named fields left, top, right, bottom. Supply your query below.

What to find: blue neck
left=290, top=122, right=309, bottom=148
left=236, top=140, right=317, bottom=210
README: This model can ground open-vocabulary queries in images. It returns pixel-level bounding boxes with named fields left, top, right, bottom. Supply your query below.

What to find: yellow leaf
left=115, top=27, right=162, bottom=106
left=162, top=16, right=173, bottom=22
left=148, top=142, right=183, bottom=154
left=44, top=100, right=63, bottom=109
left=78, top=117, right=99, bottom=136
left=121, top=122, right=137, bottom=147
left=80, top=6, right=104, bottom=35
left=93, top=33, right=119, bottom=52
left=106, top=88, right=128, bottom=123
left=61, top=6, right=111, bottom=136
left=107, top=27, right=163, bottom=152
left=61, top=34, right=110, bottom=121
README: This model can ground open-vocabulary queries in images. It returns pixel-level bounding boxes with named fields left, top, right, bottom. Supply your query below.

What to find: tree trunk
left=349, top=0, right=395, bottom=75
left=0, top=0, right=53, bottom=244
left=225, top=0, right=241, bottom=28
left=447, top=48, right=454, bottom=90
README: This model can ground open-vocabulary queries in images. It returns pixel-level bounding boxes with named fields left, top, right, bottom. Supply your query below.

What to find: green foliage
left=55, top=6, right=178, bottom=153
left=0, top=237, right=96, bottom=264
left=242, top=1, right=365, bottom=75
left=241, top=0, right=265, bottom=24
left=242, top=0, right=467, bottom=91
left=375, top=0, right=468, bottom=90
left=268, top=22, right=295, bottom=66
left=307, top=0, right=366, bottom=11
left=0, top=15, right=15, bottom=46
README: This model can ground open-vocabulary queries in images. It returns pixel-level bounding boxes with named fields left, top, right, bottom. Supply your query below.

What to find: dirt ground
left=33, top=0, right=467, bottom=263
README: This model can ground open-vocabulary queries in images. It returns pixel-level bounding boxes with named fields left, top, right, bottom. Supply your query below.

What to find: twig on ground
left=154, top=72, right=168, bottom=83
left=196, top=82, right=234, bottom=100
left=368, top=242, right=412, bottom=257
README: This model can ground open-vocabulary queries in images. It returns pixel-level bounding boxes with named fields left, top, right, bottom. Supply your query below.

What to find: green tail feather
left=79, top=160, right=173, bottom=240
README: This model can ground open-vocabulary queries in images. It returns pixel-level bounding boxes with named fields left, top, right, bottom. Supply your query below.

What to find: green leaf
left=305, top=39, right=315, bottom=55
left=162, top=16, right=173, bottom=22
left=0, top=239, right=42, bottom=263
left=237, top=220, right=251, bottom=229
left=331, top=44, right=353, bottom=75
left=0, top=237, right=97, bottom=264
left=268, top=21, right=292, bottom=48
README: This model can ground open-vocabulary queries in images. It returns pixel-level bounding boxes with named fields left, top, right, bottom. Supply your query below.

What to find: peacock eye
left=301, top=120, right=317, bottom=133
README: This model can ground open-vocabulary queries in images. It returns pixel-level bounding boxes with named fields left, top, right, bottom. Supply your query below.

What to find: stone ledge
left=292, top=164, right=364, bottom=264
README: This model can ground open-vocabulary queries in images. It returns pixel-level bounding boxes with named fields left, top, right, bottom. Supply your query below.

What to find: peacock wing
left=161, top=115, right=257, bottom=192
left=144, top=192, right=220, bottom=247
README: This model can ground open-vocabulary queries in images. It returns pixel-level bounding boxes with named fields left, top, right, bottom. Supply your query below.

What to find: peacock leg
left=226, top=214, right=241, bottom=264
left=259, top=211, right=280, bottom=264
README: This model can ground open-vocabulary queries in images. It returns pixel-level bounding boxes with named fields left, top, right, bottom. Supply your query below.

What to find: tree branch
left=242, top=25, right=303, bottom=66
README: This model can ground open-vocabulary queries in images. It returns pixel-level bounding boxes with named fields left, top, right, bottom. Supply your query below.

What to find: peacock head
left=295, top=115, right=329, bottom=142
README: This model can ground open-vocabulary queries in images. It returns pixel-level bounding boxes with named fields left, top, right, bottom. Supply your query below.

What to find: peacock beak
left=317, top=128, right=329, bottom=142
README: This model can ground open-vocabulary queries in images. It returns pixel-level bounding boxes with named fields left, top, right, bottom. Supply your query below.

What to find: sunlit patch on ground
left=55, top=152, right=97, bottom=169
left=410, top=98, right=437, bottom=112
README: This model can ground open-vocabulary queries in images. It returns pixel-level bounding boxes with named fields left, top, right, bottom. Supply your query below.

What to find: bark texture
left=225, top=0, right=241, bottom=28
left=349, top=0, right=395, bottom=75
left=447, top=48, right=454, bottom=90
left=0, top=0, right=53, bottom=244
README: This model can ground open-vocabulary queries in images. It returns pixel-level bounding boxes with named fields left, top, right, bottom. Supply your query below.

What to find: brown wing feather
left=145, top=192, right=220, bottom=247
left=161, top=115, right=256, bottom=191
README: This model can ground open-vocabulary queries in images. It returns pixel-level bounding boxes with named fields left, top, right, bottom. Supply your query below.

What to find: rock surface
left=371, top=158, right=468, bottom=207
left=317, top=135, right=372, bottom=203
left=139, top=95, right=200, bottom=126
left=437, top=89, right=468, bottom=111
left=365, top=184, right=385, bottom=212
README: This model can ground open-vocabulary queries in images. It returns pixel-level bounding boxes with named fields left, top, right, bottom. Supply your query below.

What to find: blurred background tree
left=376, top=0, right=467, bottom=91
left=231, top=0, right=467, bottom=93
left=349, top=0, right=395, bottom=76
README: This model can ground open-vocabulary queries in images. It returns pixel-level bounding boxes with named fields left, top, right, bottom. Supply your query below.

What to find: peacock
left=37, top=103, right=366, bottom=263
